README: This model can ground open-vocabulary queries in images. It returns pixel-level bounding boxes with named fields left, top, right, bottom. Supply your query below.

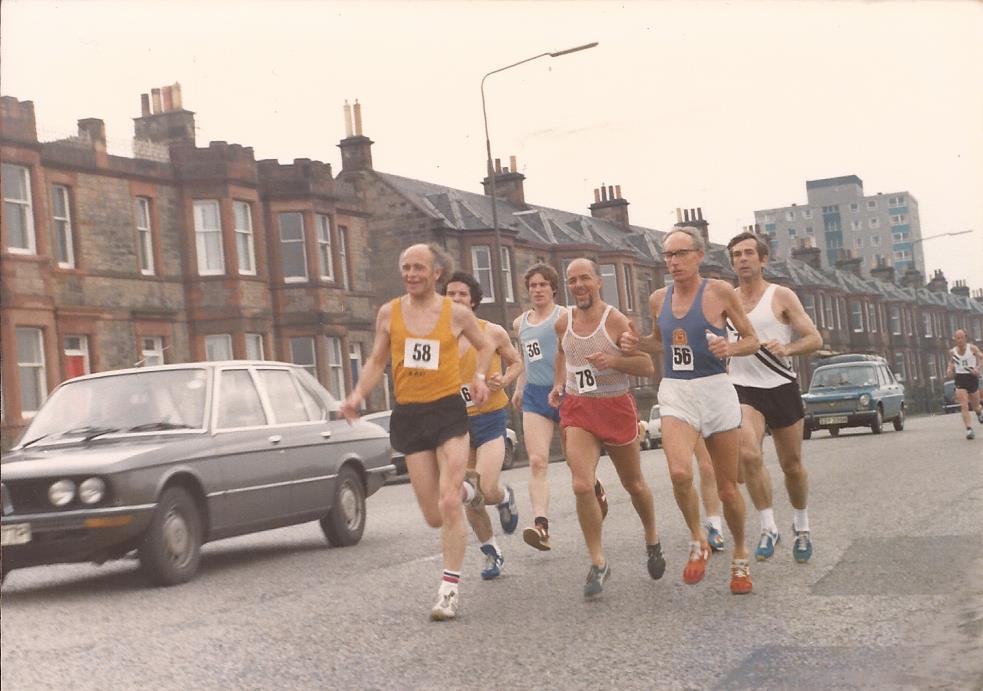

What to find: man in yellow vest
left=443, top=271, right=524, bottom=580
left=341, top=244, right=493, bottom=621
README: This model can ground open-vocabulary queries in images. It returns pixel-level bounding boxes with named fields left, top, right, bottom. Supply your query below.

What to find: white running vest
left=951, top=346, right=979, bottom=374
left=562, top=305, right=630, bottom=397
left=728, top=283, right=796, bottom=389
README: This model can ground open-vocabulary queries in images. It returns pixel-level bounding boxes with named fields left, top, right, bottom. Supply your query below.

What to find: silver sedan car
left=1, top=362, right=393, bottom=586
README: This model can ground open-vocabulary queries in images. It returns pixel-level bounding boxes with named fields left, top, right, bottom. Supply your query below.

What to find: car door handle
left=268, top=435, right=282, bottom=445
left=320, top=430, right=332, bottom=439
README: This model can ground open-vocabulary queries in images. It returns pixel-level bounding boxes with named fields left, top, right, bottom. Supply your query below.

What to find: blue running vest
left=518, top=306, right=561, bottom=386
left=658, top=279, right=727, bottom=380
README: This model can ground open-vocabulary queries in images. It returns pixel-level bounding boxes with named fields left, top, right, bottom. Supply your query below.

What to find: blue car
left=801, top=354, right=906, bottom=439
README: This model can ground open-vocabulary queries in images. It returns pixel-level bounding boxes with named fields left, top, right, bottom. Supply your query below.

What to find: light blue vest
left=518, top=306, right=561, bottom=386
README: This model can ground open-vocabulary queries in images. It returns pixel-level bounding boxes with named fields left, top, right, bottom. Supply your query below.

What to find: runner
left=547, top=258, right=665, bottom=598
left=340, top=243, right=493, bottom=621
left=726, top=231, right=822, bottom=563
left=946, top=329, right=983, bottom=440
left=442, top=271, right=523, bottom=579
left=620, top=226, right=759, bottom=594
left=511, top=264, right=610, bottom=551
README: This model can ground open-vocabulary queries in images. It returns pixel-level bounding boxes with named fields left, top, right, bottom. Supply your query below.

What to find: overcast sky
left=3, top=0, right=981, bottom=290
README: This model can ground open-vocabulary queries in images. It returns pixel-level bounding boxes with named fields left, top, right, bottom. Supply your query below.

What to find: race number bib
left=573, top=367, right=598, bottom=394
left=524, top=339, right=544, bottom=362
left=404, top=338, right=439, bottom=370
left=671, top=345, right=694, bottom=371
left=460, top=385, right=476, bottom=408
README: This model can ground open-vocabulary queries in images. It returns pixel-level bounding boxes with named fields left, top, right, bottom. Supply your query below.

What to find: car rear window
left=811, top=365, right=877, bottom=389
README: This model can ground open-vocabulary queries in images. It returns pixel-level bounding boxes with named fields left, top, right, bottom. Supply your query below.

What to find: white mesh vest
left=563, top=305, right=630, bottom=397
left=728, top=283, right=797, bottom=389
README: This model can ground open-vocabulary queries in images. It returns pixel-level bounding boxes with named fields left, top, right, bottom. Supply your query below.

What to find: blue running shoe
left=755, top=529, right=780, bottom=562
left=498, top=485, right=519, bottom=535
left=706, top=522, right=725, bottom=552
left=480, top=544, right=504, bottom=580
left=792, top=528, right=813, bottom=563
left=583, top=561, right=610, bottom=598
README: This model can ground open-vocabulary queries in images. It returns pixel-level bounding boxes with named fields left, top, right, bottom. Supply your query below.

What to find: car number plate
left=1, top=523, right=31, bottom=546
left=819, top=416, right=848, bottom=425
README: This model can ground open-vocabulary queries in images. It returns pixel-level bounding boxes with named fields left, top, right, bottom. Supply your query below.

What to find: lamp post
left=481, top=41, right=598, bottom=327
left=909, top=229, right=973, bottom=274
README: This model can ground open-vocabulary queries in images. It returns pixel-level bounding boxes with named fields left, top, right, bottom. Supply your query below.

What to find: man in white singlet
left=726, top=232, right=822, bottom=564
left=946, top=329, right=983, bottom=440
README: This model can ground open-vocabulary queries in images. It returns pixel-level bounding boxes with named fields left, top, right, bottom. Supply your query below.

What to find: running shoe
left=464, top=469, right=485, bottom=509
left=480, top=543, right=505, bottom=580
left=967, top=428, right=976, bottom=440
left=792, top=527, right=813, bottom=563
left=706, top=522, right=725, bottom=552
left=430, top=586, right=459, bottom=621
left=595, top=479, right=609, bottom=520
left=497, top=485, right=519, bottom=534
left=682, top=541, right=710, bottom=585
left=755, top=528, right=780, bottom=561
left=583, top=561, right=611, bottom=598
left=522, top=524, right=551, bottom=551
left=730, top=559, right=753, bottom=594
left=646, top=543, right=666, bottom=580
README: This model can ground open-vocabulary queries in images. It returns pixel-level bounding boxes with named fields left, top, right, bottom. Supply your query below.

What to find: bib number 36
left=524, top=339, right=543, bottom=362
left=404, top=338, right=440, bottom=370
left=671, top=345, right=694, bottom=371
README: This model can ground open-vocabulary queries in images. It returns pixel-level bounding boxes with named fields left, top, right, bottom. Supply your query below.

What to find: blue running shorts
left=522, top=383, right=560, bottom=423
left=469, top=408, right=507, bottom=449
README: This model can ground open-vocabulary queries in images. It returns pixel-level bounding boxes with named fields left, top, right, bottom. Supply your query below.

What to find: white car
left=642, top=404, right=662, bottom=449
left=363, top=411, right=518, bottom=474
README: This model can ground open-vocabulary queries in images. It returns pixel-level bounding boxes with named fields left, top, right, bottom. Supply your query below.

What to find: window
left=788, top=228, right=797, bottom=238
left=805, top=226, right=814, bottom=235
left=785, top=210, right=795, bottom=221
left=349, top=342, right=363, bottom=405
left=258, top=369, right=310, bottom=424
left=801, top=209, right=813, bottom=219
left=600, top=264, right=618, bottom=305
left=893, top=352, right=907, bottom=381
left=64, top=335, right=90, bottom=379
left=763, top=214, right=775, bottom=223
left=867, top=303, right=878, bottom=333
left=205, top=334, right=233, bottom=361
left=140, top=336, right=165, bottom=366
left=869, top=217, right=880, bottom=228
left=802, top=294, right=816, bottom=322
left=890, top=214, right=907, bottom=225
left=922, top=313, right=932, bottom=337
left=51, top=185, right=74, bottom=267
left=893, top=249, right=912, bottom=261
left=815, top=295, right=824, bottom=328
left=193, top=200, right=225, bottom=275
left=3, top=163, right=35, bottom=253
left=850, top=302, right=863, bottom=332
left=851, top=220, right=862, bottom=231
left=245, top=333, right=265, bottom=360
left=16, top=327, right=46, bottom=414
left=850, top=202, right=860, bottom=213
left=217, top=369, right=266, bottom=428
left=927, top=356, right=938, bottom=380
left=889, top=306, right=901, bottom=335
left=867, top=200, right=878, bottom=210
left=824, top=295, right=835, bottom=329
left=316, top=214, right=334, bottom=280
left=837, top=298, right=846, bottom=331
left=854, top=237, right=864, bottom=249
left=135, top=197, right=154, bottom=275
left=326, top=336, right=345, bottom=399
left=624, top=264, right=635, bottom=312
left=290, top=336, right=316, bottom=378
left=338, top=225, right=351, bottom=290
left=234, top=201, right=256, bottom=275
left=889, top=196, right=905, bottom=206
left=501, top=247, right=514, bottom=303
left=279, top=212, right=308, bottom=282
left=471, top=245, right=494, bottom=302
left=872, top=236, right=881, bottom=247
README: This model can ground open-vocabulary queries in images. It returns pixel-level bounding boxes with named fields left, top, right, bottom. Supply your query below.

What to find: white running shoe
left=430, top=587, right=459, bottom=621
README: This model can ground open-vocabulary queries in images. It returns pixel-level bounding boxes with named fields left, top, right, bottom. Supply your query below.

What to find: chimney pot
left=140, top=93, right=151, bottom=117
left=353, top=99, right=363, bottom=136
left=172, top=82, right=183, bottom=109
left=162, top=85, right=173, bottom=112
left=495, top=158, right=502, bottom=174
left=509, top=155, right=517, bottom=172
left=607, top=185, right=615, bottom=201
left=676, top=208, right=682, bottom=223
left=151, top=88, right=162, bottom=114
left=684, top=209, right=690, bottom=222
left=343, top=101, right=353, bottom=137
left=593, top=188, right=600, bottom=203
left=697, top=207, right=703, bottom=221
left=615, top=185, right=622, bottom=199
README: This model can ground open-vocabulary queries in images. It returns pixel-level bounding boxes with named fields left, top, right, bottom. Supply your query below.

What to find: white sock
left=462, top=482, right=476, bottom=504
left=707, top=515, right=723, bottom=531
left=480, top=538, right=499, bottom=553
left=496, top=484, right=508, bottom=505
left=793, top=509, right=810, bottom=532
left=760, top=508, right=778, bottom=533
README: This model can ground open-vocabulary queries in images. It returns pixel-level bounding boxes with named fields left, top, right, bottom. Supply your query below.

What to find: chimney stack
left=338, top=99, right=374, bottom=171
left=950, top=280, right=971, bottom=298
left=589, top=182, right=630, bottom=227
left=900, top=268, right=924, bottom=289
left=926, top=269, right=948, bottom=294
left=870, top=256, right=896, bottom=284
left=134, top=83, right=196, bottom=147
left=674, top=206, right=710, bottom=248
left=791, top=238, right=822, bottom=269
left=835, top=249, right=864, bottom=277
left=482, top=153, right=527, bottom=207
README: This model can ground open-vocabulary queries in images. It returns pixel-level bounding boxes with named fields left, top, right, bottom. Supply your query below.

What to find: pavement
left=2, top=413, right=981, bottom=690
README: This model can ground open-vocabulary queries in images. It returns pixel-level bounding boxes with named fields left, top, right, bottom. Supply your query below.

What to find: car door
left=879, top=365, right=904, bottom=418
left=209, top=367, right=291, bottom=533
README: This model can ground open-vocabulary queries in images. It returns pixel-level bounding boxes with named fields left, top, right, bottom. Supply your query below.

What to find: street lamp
left=909, top=229, right=974, bottom=276
left=481, top=41, right=599, bottom=326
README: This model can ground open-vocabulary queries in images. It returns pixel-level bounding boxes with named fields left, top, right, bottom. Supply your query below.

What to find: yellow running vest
left=459, top=319, right=509, bottom=416
left=390, top=296, right=461, bottom=404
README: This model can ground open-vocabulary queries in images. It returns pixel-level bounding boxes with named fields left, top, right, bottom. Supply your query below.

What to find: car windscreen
left=810, top=365, right=877, bottom=390
left=21, top=369, right=208, bottom=445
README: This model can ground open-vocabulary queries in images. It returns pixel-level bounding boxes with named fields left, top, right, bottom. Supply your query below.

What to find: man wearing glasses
left=620, top=227, right=759, bottom=594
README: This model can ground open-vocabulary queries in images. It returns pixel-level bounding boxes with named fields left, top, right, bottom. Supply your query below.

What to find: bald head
left=566, top=257, right=600, bottom=279
left=399, top=243, right=454, bottom=280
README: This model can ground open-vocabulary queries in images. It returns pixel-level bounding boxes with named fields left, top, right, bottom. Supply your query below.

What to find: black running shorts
left=955, top=373, right=980, bottom=395
left=390, top=393, right=469, bottom=455
left=734, top=380, right=804, bottom=430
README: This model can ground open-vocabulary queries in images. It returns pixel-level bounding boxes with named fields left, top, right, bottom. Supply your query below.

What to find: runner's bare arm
left=619, top=289, right=665, bottom=354
left=771, top=285, right=822, bottom=358
left=455, top=303, right=492, bottom=405
left=548, top=311, right=568, bottom=407
left=589, top=310, right=655, bottom=376
left=340, top=303, right=392, bottom=422
left=488, top=323, right=524, bottom=392
left=714, top=282, right=758, bottom=358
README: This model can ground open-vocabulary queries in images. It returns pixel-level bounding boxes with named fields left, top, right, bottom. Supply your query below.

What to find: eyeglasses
left=661, top=249, right=697, bottom=261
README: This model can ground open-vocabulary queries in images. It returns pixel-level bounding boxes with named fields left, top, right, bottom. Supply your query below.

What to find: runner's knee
left=717, top=482, right=740, bottom=506
left=571, top=474, right=595, bottom=496
left=667, top=463, right=694, bottom=489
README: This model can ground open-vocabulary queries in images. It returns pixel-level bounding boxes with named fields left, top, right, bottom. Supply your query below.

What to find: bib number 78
left=573, top=367, right=598, bottom=394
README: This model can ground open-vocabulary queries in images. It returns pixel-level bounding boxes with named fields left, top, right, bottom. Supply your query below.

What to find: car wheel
left=803, top=426, right=812, bottom=440
left=871, top=408, right=883, bottom=435
left=138, top=486, right=202, bottom=586
left=829, top=427, right=840, bottom=437
left=893, top=406, right=905, bottom=431
left=503, top=438, right=516, bottom=469
left=320, top=465, right=366, bottom=547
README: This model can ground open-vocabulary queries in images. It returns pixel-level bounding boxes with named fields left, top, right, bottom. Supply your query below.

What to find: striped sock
left=442, top=569, right=461, bottom=587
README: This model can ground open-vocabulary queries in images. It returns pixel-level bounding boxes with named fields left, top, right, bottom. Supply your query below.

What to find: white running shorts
left=657, top=373, right=742, bottom=438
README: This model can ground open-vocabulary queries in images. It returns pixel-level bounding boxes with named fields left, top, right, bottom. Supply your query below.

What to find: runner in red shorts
left=547, top=258, right=665, bottom=598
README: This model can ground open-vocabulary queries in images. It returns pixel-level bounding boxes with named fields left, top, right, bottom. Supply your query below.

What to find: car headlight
left=78, top=477, right=106, bottom=505
left=48, top=479, right=77, bottom=507
left=858, top=394, right=871, bottom=409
